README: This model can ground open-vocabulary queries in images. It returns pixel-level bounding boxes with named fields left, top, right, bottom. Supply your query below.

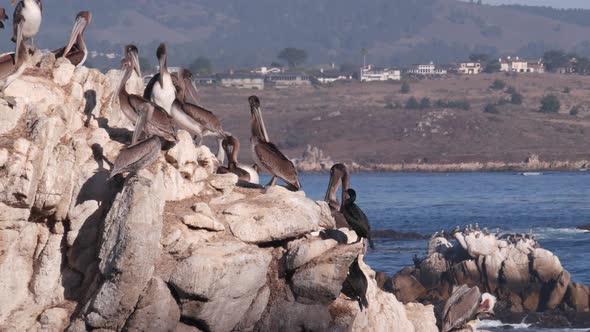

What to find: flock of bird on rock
left=0, top=1, right=497, bottom=329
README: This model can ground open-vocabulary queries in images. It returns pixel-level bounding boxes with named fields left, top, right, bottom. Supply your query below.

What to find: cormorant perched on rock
left=341, top=188, right=374, bottom=249
left=342, top=256, right=369, bottom=311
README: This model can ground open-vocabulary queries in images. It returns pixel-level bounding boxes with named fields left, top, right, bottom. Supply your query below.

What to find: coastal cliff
left=0, top=57, right=437, bottom=331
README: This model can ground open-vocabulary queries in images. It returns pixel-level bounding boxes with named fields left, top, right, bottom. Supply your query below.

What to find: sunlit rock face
left=0, top=55, right=436, bottom=332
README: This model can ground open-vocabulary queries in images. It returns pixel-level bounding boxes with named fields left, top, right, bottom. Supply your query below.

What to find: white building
left=499, top=57, right=544, bottom=73
left=407, top=62, right=447, bottom=75
left=458, top=62, right=482, bottom=75
left=219, top=74, right=265, bottom=90
left=316, top=68, right=352, bottom=84
left=252, top=67, right=282, bottom=75
left=360, top=65, right=401, bottom=82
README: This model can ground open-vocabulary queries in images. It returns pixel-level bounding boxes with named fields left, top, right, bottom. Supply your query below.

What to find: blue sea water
left=294, top=172, right=590, bottom=285
left=270, top=172, right=590, bottom=331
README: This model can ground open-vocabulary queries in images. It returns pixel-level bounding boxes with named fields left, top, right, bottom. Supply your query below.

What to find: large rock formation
left=385, top=228, right=590, bottom=329
left=0, top=57, right=437, bottom=331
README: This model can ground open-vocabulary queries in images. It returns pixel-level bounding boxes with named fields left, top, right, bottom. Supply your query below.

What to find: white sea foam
left=532, top=227, right=589, bottom=239
left=478, top=319, right=530, bottom=329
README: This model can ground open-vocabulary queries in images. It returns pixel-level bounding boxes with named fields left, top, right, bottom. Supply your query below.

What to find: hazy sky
left=483, top=0, right=590, bottom=8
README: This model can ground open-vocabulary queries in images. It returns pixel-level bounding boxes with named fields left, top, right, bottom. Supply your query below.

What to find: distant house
left=360, top=65, right=401, bottom=82
left=458, top=62, right=482, bottom=75
left=252, top=66, right=282, bottom=75
left=219, top=73, right=265, bottom=90
left=499, top=57, right=544, bottom=73
left=266, top=72, right=311, bottom=88
left=315, top=68, right=352, bottom=84
left=406, top=62, right=447, bottom=75
left=193, top=76, right=216, bottom=85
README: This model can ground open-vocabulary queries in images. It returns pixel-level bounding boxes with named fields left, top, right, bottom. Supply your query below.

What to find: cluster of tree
left=542, top=50, right=590, bottom=74
left=469, top=53, right=500, bottom=73
left=385, top=98, right=470, bottom=111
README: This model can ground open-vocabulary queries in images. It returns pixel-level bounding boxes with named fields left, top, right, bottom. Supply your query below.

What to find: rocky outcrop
left=0, top=57, right=436, bottom=331
left=385, top=228, right=590, bottom=329
left=293, top=145, right=334, bottom=172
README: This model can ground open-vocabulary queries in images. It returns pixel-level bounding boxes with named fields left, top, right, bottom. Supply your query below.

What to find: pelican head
left=325, top=163, right=348, bottom=202
left=248, top=95, right=270, bottom=142
left=63, top=11, right=92, bottom=59
left=479, top=293, right=496, bottom=316
left=182, top=69, right=194, bottom=80
left=124, top=44, right=142, bottom=78
left=346, top=188, right=357, bottom=203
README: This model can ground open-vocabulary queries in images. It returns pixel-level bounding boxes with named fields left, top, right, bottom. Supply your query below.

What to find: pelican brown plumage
left=118, top=56, right=176, bottom=144
left=11, top=0, right=42, bottom=58
left=169, top=69, right=225, bottom=145
left=0, top=14, right=29, bottom=90
left=172, top=68, right=201, bottom=106
left=110, top=103, right=162, bottom=178
left=144, top=43, right=176, bottom=114
left=325, top=163, right=352, bottom=229
left=53, top=11, right=92, bottom=67
left=342, top=188, right=374, bottom=249
left=217, top=135, right=259, bottom=184
left=442, top=285, right=496, bottom=332
left=249, top=96, right=300, bottom=191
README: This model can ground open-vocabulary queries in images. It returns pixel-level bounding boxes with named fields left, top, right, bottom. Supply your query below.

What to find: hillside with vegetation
left=15, top=0, right=590, bottom=70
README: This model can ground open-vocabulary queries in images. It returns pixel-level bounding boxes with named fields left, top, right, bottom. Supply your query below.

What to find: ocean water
left=276, top=172, right=590, bottom=331
left=294, top=172, right=590, bottom=284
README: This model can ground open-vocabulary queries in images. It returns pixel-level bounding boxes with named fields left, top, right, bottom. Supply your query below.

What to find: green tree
left=419, top=97, right=431, bottom=109
left=400, top=81, right=411, bottom=94
left=540, top=94, right=560, bottom=113
left=510, top=92, right=523, bottom=105
left=278, top=48, right=308, bottom=68
left=339, top=63, right=358, bottom=75
left=405, top=97, right=420, bottom=109
left=484, top=60, right=501, bottom=73
left=542, top=50, right=569, bottom=72
left=490, top=79, right=505, bottom=90
left=189, top=56, right=212, bottom=75
left=484, top=103, right=498, bottom=114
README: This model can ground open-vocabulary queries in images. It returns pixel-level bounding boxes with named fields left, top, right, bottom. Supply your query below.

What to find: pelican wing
left=183, top=77, right=201, bottom=106
left=110, top=136, right=161, bottom=178
left=147, top=104, right=177, bottom=142
left=342, top=203, right=370, bottom=234
left=53, top=45, right=84, bottom=65
left=442, top=285, right=481, bottom=332
left=254, top=141, right=299, bottom=189
left=128, top=94, right=148, bottom=112
left=181, top=103, right=223, bottom=134
left=11, top=2, right=24, bottom=43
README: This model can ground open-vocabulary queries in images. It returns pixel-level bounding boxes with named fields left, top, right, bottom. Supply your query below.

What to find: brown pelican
left=248, top=96, right=300, bottom=191
left=216, top=135, right=259, bottom=184
left=172, top=68, right=200, bottom=106
left=0, top=14, right=29, bottom=90
left=169, top=70, right=225, bottom=145
left=143, top=43, right=176, bottom=114
left=325, top=163, right=352, bottom=229
left=11, top=0, right=42, bottom=58
left=53, top=11, right=92, bottom=67
left=342, top=256, right=369, bottom=311
left=342, top=188, right=374, bottom=249
left=110, top=103, right=162, bottom=178
left=118, top=57, right=176, bottom=144
left=442, top=285, right=496, bottom=332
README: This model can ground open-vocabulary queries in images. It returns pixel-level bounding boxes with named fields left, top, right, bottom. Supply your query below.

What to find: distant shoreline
left=296, top=160, right=590, bottom=173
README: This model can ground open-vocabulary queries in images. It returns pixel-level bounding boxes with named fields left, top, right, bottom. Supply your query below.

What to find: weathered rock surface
left=0, top=58, right=437, bottom=332
left=387, top=228, right=590, bottom=329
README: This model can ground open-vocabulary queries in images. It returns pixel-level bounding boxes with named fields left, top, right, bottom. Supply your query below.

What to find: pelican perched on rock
left=11, top=0, right=42, bottom=56
left=342, top=188, right=374, bottom=249
left=110, top=103, right=162, bottom=178
left=442, top=285, right=496, bottom=332
left=144, top=43, right=175, bottom=114
left=248, top=96, right=300, bottom=191
left=169, top=71, right=225, bottom=144
left=217, top=135, right=259, bottom=184
left=118, top=57, right=176, bottom=144
left=343, top=256, right=369, bottom=311
left=325, top=163, right=352, bottom=229
left=0, top=14, right=29, bottom=90
left=53, top=11, right=92, bottom=67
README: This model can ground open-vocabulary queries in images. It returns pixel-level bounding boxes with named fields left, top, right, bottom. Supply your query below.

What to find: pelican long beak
left=324, top=172, right=342, bottom=202
left=129, top=50, right=142, bottom=78
left=14, top=16, right=23, bottom=65
left=63, top=16, right=87, bottom=58
left=253, top=105, right=270, bottom=142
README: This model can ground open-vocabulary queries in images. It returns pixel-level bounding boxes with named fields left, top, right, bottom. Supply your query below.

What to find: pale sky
left=482, top=0, right=590, bottom=9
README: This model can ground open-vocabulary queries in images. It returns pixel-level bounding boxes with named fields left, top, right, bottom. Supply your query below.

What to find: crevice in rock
left=180, top=316, right=211, bottom=332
